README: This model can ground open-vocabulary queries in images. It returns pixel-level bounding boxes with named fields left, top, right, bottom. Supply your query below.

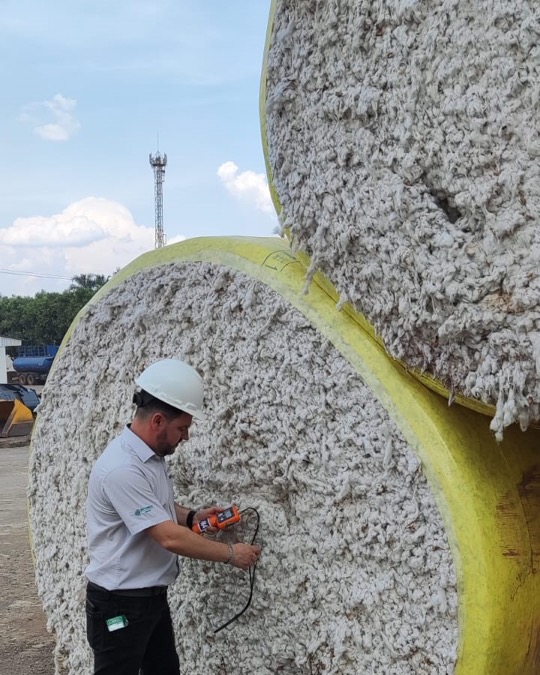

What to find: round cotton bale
left=28, top=239, right=540, bottom=674
left=262, top=0, right=540, bottom=439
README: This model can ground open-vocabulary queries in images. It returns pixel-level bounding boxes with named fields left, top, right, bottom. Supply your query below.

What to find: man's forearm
left=174, top=503, right=193, bottom=527
left=148, top=519, right=230, bottom=563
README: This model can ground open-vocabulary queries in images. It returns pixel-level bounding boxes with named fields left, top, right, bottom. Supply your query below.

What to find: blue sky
left=0, top=0, right=276, bottom=296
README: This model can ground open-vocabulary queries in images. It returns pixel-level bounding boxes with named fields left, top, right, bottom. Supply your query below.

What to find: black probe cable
left=213, top=507, right=260, bottom=634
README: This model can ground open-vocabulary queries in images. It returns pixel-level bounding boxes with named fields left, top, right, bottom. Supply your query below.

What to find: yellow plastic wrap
left=47, top=236, right=540, bottom=674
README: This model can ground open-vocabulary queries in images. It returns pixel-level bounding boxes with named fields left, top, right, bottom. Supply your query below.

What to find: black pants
left=86, top=583, right=180, bottom=675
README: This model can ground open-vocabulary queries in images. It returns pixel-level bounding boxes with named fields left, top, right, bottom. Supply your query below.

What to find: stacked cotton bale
left=264, top=0, right=540, bottom=438
left=29, top=260, right=457, bottom=674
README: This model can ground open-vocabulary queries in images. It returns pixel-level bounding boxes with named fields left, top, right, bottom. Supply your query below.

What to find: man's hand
left=231, top=543, right=261, bottom=571
left=195, top=506, right=222, bottom=522
left=193, top=506, right=223, bottom=534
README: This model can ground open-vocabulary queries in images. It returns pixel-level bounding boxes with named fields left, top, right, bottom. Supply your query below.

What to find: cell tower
left=149, top=150, right=167, bottom=249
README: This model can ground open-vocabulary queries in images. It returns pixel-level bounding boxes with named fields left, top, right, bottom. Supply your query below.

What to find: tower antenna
left=149, top=146, right=167, bottom=249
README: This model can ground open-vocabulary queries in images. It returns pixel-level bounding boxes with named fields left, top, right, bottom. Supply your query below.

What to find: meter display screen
left=217, top=508, right=234, bottom=523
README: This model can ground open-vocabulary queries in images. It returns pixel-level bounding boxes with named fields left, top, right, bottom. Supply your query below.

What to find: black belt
left=87, top=581, right=167, bottom=597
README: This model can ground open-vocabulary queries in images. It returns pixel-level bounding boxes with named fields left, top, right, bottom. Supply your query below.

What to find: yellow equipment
left=0, top=399, right=34, bottom=437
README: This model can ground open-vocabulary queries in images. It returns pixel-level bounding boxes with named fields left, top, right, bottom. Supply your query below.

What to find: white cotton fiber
left=265, top=0, right=540, bottom=438
left=29, top=262, right=457, bottom=674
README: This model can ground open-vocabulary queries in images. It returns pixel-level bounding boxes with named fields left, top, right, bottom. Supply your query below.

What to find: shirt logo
left=134, top=505, right=153, bottom=516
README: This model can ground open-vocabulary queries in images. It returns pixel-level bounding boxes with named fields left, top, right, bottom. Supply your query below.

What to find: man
left=85, top=358, right=260, bottom=675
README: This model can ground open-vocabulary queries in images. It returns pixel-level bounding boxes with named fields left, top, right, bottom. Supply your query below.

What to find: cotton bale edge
left=260, top=0, right=281, bottom=218
left=28, top=236, right=540, bottom=674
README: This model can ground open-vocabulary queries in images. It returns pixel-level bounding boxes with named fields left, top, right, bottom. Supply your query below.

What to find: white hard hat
left=135, top=359, right=206, bottom=420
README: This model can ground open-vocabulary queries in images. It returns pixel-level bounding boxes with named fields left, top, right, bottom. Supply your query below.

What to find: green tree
left=69, top=273, right=109, bottom=291
left=0, top=275, right=109, bottom=345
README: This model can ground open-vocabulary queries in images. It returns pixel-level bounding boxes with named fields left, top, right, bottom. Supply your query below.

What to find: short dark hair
left=134, top=390, right=186, bottom=420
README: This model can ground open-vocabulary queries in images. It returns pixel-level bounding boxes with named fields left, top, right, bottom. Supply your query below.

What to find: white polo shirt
left=85, top=425, right=179, bottom=590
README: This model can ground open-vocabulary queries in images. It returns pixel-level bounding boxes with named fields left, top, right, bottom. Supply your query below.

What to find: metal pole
left=149, top=152, right=167, bottom=249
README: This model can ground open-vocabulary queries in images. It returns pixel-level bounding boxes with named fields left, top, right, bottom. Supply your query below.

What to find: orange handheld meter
left=192, top=506, right=241, bottom=535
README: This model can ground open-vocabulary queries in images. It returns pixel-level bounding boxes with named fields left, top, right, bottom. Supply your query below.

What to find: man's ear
left=150, top=412, right=167, bottom=429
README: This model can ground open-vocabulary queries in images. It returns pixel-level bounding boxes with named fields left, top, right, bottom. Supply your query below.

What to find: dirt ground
left=0, top=443, right=55, bottom=675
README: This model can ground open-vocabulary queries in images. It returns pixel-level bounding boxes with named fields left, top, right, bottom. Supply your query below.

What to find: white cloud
left=1, top=211, right=106, bottom=248
left=20, top=94, right=80, bottom=141
left=0, top=197, right=156, bottom=296
left=217, top=161, right=274, bottom=214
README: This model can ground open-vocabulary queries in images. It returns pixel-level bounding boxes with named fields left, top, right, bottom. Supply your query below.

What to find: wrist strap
left=186, top=510, right=196, bottom=530
left=225, top=542, right=234, bottom=565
